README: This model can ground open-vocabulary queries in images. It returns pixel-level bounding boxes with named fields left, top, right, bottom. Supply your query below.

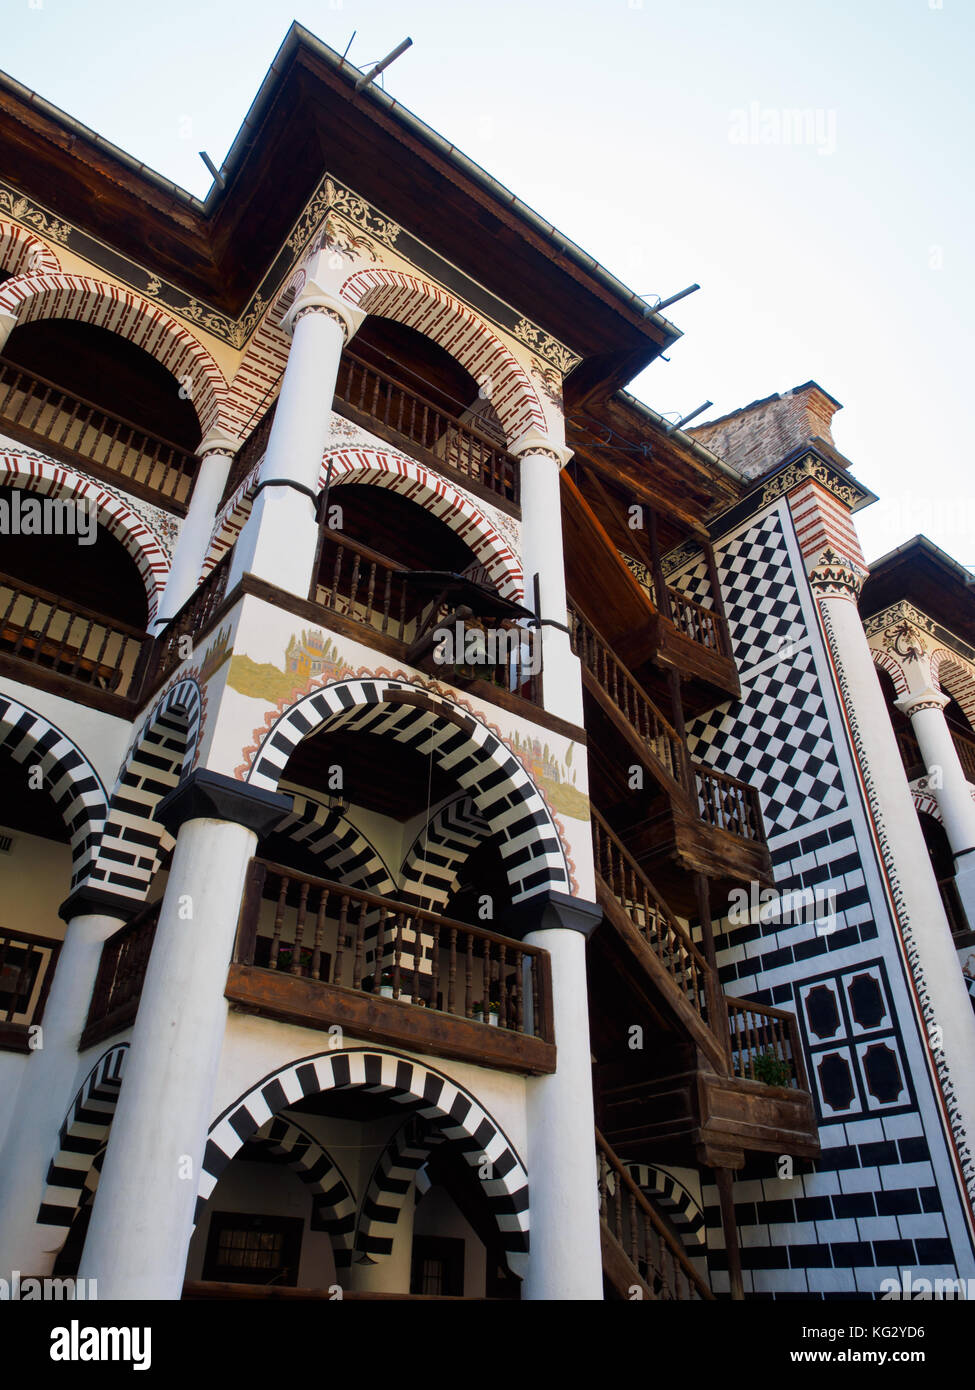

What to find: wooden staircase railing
left=596, top=1130, right=713, bottom=1300
left=568, top=601, right=686, bottom=788
left=592, top=809, right=715, bottom=1028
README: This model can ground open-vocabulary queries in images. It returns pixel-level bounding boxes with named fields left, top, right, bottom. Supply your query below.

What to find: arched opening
left=875, top=667, right=922, bottom=777
left=234, top=678, right=567, bottom=1038
left=188, top=1050, right=529, bottom=1299
left=0, top=482, right=150, bottom=698
left=3, top=320, right=200, bottom=451
left=918, top=809, right=970, bottom=938
left=0, top=275, right=227, bottom=506
left=0, top=701, right=107, bottom=1041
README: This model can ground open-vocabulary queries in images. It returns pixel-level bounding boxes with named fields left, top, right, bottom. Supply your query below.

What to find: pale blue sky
left=4, top=0, right=972, bottom=566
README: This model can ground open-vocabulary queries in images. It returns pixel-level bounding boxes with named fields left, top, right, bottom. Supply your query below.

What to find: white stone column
left=227, top=285, right=365, bottom=602
left=344, top=1191, right=416, bottom=1295
left=896, top=687, right=975, bottom=922
left=0, top=893, right=130, bottom=1275
left=511, top=433, right=584, bottom=726
left=76, top=771, right=290, bottom=1299
left=516, top=892, right=603, bottom=1300
left=810, top=555, right=975, bottom=1194
left=0, top=310, right=18, bottom=353
left=152, top=428, right=239, bottom=635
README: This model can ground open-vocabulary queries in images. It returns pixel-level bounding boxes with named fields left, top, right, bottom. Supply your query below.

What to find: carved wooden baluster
left=269, top=874, right=289, bottom=970
left=598, top=1149, right=608, bottom=1221
left=311, top=888, right=328, bottom=982
left=380, top=567, right=393, bottom=634
left=498, top=942, right=508, bottom=1029
left=464, top=932, right=474, bottom=1017
left=333, top=893, right=348, bottom=987
left=374, top=906, right=388, bottom=993
left=291, top=879, right=310, bottom=974
left=328, top=541, right=344, bottom=610
left=513, top=948, right=524, bottom=1034
left=447, top=928, right=457, bottom=1015
left=430, top=922, right=440, bottom=1011
left=530, top=953, right=541, bottom=1037
left=351, top=898, right=366, bottom=990
left=628, top=1188, right=639, bottom=1266
left=365, top=560, right=377, bottom=627
left=393, top=912, right=405, bottom=997
left=411, top=916, right=422, bottom=1001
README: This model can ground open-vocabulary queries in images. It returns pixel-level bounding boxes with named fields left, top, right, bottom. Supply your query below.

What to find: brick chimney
left=690, top=381, right=842, bottom=481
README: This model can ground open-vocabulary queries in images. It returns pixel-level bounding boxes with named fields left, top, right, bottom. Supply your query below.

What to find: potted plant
left=472, top=1000, right=484, bottom=1022
left=488, top=999, right=501, bottom=1027
left=752, top=1049, right=793, bottom=1088
left=379, top=968, right=395, bottom=999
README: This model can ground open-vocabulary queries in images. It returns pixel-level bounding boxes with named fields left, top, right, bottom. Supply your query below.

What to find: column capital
left=282, top=281, right=366, bottom=342
left=507, top=889, right=602, bottom=940
left=509, top=430, right=573, bottom=468
left=196, top=426, right=241, bottom=460
left=807, top=546, right=868, bottom=601
left=58, top=884, right=146, bottom=925
left=895, top=686, right=951, bottom=717
left=157, top=769, right=292, bottom=837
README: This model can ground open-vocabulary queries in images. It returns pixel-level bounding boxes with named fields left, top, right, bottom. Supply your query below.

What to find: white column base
left=521, top=925, right=602, bottom=1299
left=227, top=485, right=320, bottom=601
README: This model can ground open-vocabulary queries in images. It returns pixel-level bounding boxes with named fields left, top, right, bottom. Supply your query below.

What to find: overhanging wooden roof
left=0, top=23, right=680, bottom=397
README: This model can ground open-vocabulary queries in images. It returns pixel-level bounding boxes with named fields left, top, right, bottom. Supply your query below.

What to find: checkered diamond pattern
left=714, top=514, right=806, bottom=672
left=687, top=645, right=845, bottom=834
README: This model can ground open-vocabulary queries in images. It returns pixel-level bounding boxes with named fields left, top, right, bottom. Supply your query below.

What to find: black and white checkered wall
left=673, top=500, right=973, bottom=1297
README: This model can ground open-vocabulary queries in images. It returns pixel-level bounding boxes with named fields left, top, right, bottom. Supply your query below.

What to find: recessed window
left=410, top=1235, right=465, bottom=1297
left=202, top=1212, right=303, bottom=1287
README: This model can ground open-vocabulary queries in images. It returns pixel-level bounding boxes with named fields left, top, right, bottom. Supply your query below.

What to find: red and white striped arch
left=204, top=446, right=522, bottom=601
left=0, top=450, right=169, bottom=623
left=0, top=273, right=228, bottom=437
left=930, top=648, right=975, bottom=731
left=340, top=269, right=547, bottom=445
left=870, top=646, right=910, bottom=698
left=0, top=222, right=61, bottom=278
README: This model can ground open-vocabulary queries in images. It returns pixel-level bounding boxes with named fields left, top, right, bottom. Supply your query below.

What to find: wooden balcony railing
left=0, top=357, right=197, bottom=508
left=142, top=554, right=232, bottom=694
left=313, top=532, right=543, bottom=706
left=335, top=352, right=520, bottom=507
left=0, top=571, right=147, bottom=699
left=596, top=1130, right=713, bottom=1300
left=726, top=995, right=809, bottom=1090
left=666, top=585, right=728, bottom=655
left=592, top=809, right=713, bottom=1026
left=235, top=860, right=553, bottom=1041
left=695, top=764, right=765, bottom=845
left=568, top=603, right=686, bottom=787
left=80, top=901, right=160, bottom=1049
left=0, top=929, right=60, bottom=1050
